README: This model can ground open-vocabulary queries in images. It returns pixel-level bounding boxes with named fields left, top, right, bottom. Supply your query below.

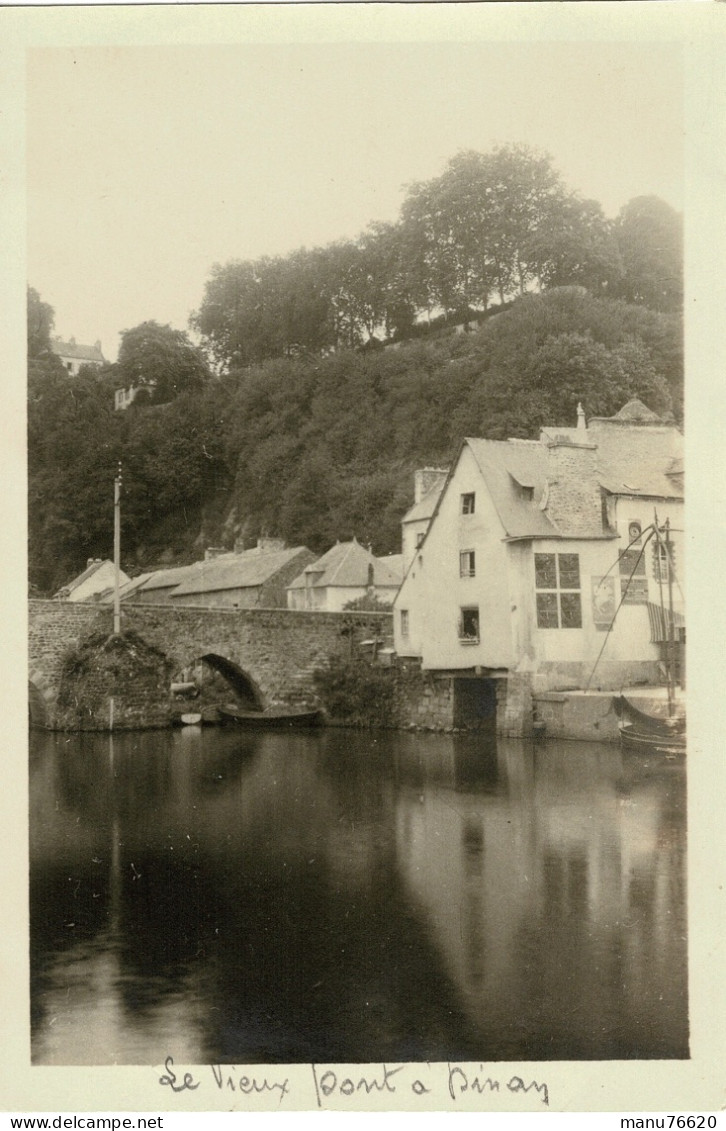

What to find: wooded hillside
left=28, top=148, right=683, bottom=595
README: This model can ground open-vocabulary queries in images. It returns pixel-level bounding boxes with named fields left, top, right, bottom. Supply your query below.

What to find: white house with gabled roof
left=55, top=558, right=129, bottom=602
left=52, top=337, right=105, bottom=375
left=393, top=400, right=684, bottom=733
left=287, top=539, right=402, bottom=612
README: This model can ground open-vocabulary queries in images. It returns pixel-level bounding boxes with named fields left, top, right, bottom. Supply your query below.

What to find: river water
left=29, top=725, right=687, bottom=1065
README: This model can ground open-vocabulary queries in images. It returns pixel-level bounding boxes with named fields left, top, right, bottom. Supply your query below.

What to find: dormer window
left=461, top=493, right=475, bottom=515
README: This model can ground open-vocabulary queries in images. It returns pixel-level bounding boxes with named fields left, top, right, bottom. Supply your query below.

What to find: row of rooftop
left=56, top=397, right=682, bottom=626
left=57, top=536, right=404, bottom=612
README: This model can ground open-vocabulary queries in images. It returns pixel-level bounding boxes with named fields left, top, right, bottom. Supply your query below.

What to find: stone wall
left=395, top=661, right=456, bottom=730
left=394, top=660, right=508, bottom=734
left=543, top=440, right=602, bottom=536
left=29, top=600, right=391, bottom=730
left=54, top=630, right=172, bottom=731
left=533, top=691, right=620, bottom=742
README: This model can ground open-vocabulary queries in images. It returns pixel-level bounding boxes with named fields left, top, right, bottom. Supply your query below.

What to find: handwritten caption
left=158, top=1056, right=549, bottom=1107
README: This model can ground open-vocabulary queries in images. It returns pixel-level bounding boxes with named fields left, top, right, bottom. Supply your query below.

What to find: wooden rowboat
left=219, top=703, right=322, bottom=728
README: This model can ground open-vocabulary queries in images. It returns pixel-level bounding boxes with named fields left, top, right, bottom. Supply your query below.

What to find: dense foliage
left=29, top=282, right=682, bottom=594
left=312, top=654, right=396, bottom=727
left=193, top=146, right=682, bottom=367
left=28, top=147, right=683, bottom=594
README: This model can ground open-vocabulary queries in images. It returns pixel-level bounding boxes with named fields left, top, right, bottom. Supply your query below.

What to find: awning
left=647, top=601, right=685, bottom=643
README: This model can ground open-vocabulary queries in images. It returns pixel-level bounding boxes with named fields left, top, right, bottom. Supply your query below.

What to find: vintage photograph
left=18, top=7, right=713, bottom=1106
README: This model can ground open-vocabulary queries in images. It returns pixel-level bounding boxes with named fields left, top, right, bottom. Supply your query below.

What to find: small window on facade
left=458, top=606, right=480, bottom=642
left=535, top=552, right=582, bottom=629
left=653, top=540, right=674, bottom=583
left=628, top=520, right=642, bottom=545
left=415, top=532, right=425, bottom=549
left=459, top=550, right=476, bottom=578
left=461, top=493, right=475, bottom=515
left=400, top=609, right=409, bottom=637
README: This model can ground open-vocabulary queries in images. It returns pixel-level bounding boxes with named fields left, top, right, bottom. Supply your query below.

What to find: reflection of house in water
left=394, top=741, right=687, bottom=1059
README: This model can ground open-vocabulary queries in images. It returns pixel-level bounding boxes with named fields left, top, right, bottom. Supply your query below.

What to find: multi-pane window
left=535, top=552, right=582, bottom=629
left=652, top=540, right=674, bottom=583
left=459, top=550, right=476, bottom=578
left=458, top=606, right=480, bottom=642
left=400, top=609, right=409, bottom=637
left=461, top=493, right=476, bottom=515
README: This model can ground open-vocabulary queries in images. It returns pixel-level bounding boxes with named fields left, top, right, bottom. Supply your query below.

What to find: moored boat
left=588, top=510, right=686, bottom=757
left=613, top=695, right=686, bottom=755
left=219, top=703, right=322, bottom=728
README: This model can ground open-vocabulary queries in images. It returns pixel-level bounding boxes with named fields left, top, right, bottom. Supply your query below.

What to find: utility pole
left=113, top=462, right=122, bottom=636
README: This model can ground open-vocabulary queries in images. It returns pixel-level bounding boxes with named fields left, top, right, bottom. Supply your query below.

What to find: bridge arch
left=29, top=600, right=392, bottom=730
left=175, top=652, right=264, bottom=710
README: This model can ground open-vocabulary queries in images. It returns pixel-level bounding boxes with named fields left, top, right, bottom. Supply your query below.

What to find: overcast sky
left=27, top=41, right=683, bottom=362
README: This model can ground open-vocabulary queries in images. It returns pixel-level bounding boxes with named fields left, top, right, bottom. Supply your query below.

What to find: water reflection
left=29, top=727, right=687, bottom=1064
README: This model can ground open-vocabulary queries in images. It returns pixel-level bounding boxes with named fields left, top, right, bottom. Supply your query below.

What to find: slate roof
left=288, top=541, right=402, bottom=591
left=377, top=554, right=404, bottom=581
left=58, top=559, right=107, bottom=595
left=171, top=546, right=311, bottom=596
left=55, top=559, right=130, bottom=597
left=118, top=572, right=155, bottom=600
left=464, top=439, right=559, bottom=539
left=138, top=564, right=200, bottom=592
left=52, top=338, right=105, bottom=364
left=609, top=397, right=663, bottom=423
left=402, top=481, right=446, bottom=524
left=588, top=405, right=683, bottom=499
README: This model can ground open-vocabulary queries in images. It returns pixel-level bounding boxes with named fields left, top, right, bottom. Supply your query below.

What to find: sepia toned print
left=6, top=0, right=726, bottom=1116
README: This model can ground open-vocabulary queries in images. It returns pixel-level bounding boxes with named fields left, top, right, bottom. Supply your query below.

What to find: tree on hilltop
left=613, top=195, right=683, bottom=312
left=27, top=286, right=56, bottom=360
left=115, top=321, right=213, bottom=404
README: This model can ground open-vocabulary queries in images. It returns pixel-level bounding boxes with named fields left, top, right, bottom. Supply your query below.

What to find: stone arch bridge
left=28, top=600, right=391, bottom=729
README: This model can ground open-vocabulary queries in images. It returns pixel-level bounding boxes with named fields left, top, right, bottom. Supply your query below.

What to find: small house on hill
left=287, top=539, right=403, bottom=612
left=52, top=337, right=105, bottom=375
left=55, top=558, right=129, bottom=602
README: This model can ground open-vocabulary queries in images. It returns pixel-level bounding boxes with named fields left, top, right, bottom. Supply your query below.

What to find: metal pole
left=113, top=463, right=122, bottom=636
left=665, top=518, right=676, bottom=698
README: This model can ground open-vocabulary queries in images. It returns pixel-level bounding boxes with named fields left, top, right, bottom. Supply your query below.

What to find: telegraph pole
left=113, top=462, right=122, bottom=636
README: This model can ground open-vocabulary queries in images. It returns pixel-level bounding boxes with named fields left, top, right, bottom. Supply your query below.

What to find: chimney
left=95, top=340, right=102, bottom=351
left=257, top=537, right=286, bottom=553
left=414, top=467, right=448, bottom=504
left=577, top=402, right=586, bottom=431
left=543, top=437, right=602, bottom=536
